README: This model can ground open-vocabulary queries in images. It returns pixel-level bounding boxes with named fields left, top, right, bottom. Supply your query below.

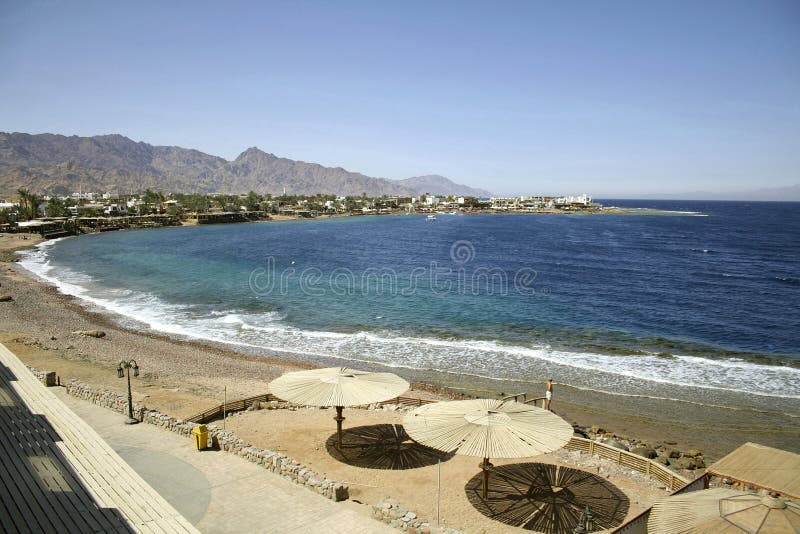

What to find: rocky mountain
left=215, top=147, right=416, bottom=196
left=397, top=174, right=492, bottom=198
left=0, top=132, right=492, bottom=197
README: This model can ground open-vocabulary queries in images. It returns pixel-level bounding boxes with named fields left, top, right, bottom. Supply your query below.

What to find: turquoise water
left=19, top=201, right=800, bottom=418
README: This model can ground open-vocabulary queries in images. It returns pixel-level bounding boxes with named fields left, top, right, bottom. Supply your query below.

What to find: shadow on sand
left=465, top=462, right=630, bottom=533
left=326, top=424, right=453, bottom=470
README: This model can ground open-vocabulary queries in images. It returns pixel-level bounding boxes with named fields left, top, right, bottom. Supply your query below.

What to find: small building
left=104, top=203, right=128, bottom=216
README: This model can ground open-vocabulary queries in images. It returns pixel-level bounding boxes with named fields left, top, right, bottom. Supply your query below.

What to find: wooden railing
left=564, top=437, right=690, bottom=492
left=500, top=392, right=547, bottom=408
left=388, top=396, right=438, bottom=407
left=185, top=394, right=437, bottom=424
left=186, top=393, right=277, bottom=423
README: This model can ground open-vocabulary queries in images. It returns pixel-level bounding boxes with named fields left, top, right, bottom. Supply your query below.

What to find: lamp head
left=132, top=364, right=139, bottom=377
left=117, top=365, right=124, bottom=378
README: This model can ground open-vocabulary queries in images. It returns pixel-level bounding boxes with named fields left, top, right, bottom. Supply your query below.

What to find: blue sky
left=1, top=1, right=798, bottom=197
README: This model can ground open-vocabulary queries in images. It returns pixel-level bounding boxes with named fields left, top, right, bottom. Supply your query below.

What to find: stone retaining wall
left=27, top=366, right=56, bottom=387
left=63, top=379, right=349, bottom=501
left=372, top=499, right=465, bottom=534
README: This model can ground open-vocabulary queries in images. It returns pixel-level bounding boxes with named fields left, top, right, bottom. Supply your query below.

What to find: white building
left=490, top=197, right=519, bottom=210
left=555, top=194, right=593, bottom=206
left=104, top=203, right=128, bottom=215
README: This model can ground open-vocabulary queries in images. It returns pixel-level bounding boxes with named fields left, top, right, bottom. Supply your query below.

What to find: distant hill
left=0, top=132, right=492, bottom=197
left=397, top=175, right=492, bottom=198
left=216, top=147, right=415, bottom=197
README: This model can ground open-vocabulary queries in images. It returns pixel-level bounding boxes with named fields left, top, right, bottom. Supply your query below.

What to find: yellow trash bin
left=193, top=424, right=208, bottom=450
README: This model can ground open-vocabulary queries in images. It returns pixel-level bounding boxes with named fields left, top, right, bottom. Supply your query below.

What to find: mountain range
left=0, top=132, right=493, bottom=198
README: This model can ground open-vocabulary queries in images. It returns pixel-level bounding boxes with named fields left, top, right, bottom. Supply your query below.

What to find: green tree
left=45, top=197, right=70, bottom=217
left=142, top=189, right=165, bottom=214
left=16, top=189, right=43, bottom=221
left=216, top=195, right=241, bottom=212
left=344, top=196, right=361, bottom=212
left=0, top=208, right=15, bottom=224
left=244, top=191, right=263, bottom=211
left=178, top=194, right=211, bottom=213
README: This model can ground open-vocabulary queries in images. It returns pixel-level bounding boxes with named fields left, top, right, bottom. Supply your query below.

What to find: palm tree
left=16, top=188, right=43, bottom=221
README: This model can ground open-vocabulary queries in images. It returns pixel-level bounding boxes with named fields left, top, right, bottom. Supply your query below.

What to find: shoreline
left=3, top=232, right=798, bottom=462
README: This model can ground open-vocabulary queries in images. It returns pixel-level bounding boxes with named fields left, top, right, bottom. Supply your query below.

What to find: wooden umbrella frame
left=269, top=367, right=410, bottom=449
left=403, top=399, right=574, bottom=498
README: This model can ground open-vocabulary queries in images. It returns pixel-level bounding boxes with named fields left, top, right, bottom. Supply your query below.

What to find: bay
left=20, top=200, right=800, bottom=421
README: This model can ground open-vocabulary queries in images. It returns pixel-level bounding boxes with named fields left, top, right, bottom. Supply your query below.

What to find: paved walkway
left=55, top=388, right=397, bottom=534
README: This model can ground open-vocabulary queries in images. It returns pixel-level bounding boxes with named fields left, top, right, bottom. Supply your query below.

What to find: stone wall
left=27, top=366, right=56, bottom=387
left=372, top=499, right=465, bottom=534
left=63, top=379, right=349, bottom=501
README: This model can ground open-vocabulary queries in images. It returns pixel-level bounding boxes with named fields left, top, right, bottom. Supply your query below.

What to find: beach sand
left=222, top=405, right=668, bottom=533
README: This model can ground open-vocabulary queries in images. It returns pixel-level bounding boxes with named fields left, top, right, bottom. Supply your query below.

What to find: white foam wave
left=622, top=208, right=708, bottom=217
left=16, top=239, right=800, bottom=405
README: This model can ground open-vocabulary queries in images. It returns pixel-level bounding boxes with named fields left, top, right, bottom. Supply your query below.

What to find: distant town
left=1, top=189, right=603, bottom=237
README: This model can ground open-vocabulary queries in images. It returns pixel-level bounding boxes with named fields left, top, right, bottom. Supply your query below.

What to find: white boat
left=426, top=214, right=437, bottom=221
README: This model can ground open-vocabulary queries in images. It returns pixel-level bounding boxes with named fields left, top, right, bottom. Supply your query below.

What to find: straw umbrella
left=648, top=488, right=800, bottom=533
left=403, top=398, right=573, bottom=498
left=269, top=367, right=409, bottom=448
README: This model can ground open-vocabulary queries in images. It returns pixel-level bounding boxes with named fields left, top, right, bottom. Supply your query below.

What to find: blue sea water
left=19, top=200, right=800, bottom=415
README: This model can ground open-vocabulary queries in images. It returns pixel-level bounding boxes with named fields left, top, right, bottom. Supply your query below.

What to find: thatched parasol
left=403, top=398, right=573, bottom=498
left=648, top=488, right=800, bottom=534
left=269, top=367, right=409, bottom=448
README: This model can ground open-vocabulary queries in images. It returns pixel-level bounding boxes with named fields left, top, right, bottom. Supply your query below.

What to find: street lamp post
left=117, top=359, right=140, bottom=425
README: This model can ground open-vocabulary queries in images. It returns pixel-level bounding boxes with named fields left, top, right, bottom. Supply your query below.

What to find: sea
left=17, top=200, right=800, bottom=425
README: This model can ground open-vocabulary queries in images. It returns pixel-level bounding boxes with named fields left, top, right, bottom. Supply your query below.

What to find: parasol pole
left=334, top=405, right=345, bottom=449
left=436, top=459, right=441, bottom=528
left=481, top=457, right=493, bottom=499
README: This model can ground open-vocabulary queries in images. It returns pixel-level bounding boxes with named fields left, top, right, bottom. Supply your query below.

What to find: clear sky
left=1, top=1, right=798, bottom=197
